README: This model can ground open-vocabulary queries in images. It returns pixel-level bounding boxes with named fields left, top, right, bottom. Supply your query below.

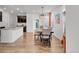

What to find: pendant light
left=40, top=6, right=44, bottom=16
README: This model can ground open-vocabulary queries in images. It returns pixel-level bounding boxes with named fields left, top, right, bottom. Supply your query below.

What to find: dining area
left=34, top=28, right=54, bottom=47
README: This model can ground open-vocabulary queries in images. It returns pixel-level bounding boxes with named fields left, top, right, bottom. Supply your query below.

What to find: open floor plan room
left=0, top=5, right=66, bottom=53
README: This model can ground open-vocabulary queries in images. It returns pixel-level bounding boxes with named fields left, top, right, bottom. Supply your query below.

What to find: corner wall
left=66, top=6, right=79, bottom=52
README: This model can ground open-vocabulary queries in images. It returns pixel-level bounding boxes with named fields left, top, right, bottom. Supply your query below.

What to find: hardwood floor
left=0, top=32, right=64, bottom=53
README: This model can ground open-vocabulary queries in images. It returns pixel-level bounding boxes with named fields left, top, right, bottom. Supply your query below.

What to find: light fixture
left=11, top=10, right=14, bottom=13
left=16, top=8, right=19, bottom=11
left=40, top=6, right=45, bottom=16
left=3, top=7, right=6, bottom=10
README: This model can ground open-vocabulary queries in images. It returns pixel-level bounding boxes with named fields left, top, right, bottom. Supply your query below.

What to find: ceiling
left=0, top=5, right=64, bottom=15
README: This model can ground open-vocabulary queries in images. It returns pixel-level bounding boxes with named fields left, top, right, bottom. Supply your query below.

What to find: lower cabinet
left=23, top=26, right=26, bottom=32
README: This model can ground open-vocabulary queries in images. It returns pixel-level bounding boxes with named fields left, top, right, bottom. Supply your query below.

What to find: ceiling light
left=40, top=6, right=45, bottom=16
left=3, top=8, right=6, bottom=10
left=16, top=8, right=19, bottom=11
left=11, top=10, right=14, bottom=13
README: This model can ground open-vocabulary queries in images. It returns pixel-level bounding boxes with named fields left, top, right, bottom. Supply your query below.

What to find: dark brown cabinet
left=23, top=26, right=26, bottom=32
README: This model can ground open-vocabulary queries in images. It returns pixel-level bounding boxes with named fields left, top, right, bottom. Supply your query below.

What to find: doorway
left=17, top=16, right=27, bottom=32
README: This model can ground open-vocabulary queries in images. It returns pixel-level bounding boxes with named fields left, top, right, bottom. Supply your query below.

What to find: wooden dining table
left=34, top=29, right=54, bottom=46
left=35, top=29, right=54, bottom=35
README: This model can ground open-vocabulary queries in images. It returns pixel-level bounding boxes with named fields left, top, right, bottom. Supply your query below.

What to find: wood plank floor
left=0, top=32, right=64, bottom=53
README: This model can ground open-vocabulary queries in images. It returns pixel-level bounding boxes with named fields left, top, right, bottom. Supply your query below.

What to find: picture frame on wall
left=55, top=13, right=60, bottom=24
left=0, top=12, right=2, bottom=22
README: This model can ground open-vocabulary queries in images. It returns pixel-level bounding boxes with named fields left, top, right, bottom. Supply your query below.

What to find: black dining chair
left=40, top=31, right=52, bottom=47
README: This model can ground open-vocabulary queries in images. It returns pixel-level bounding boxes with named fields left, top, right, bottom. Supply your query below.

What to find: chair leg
left=40, top=38, right=42, bottom=42
left=48, top=41, right=51, bottom=47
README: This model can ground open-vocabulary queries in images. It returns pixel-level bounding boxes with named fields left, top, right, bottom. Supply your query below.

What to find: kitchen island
left=0, top=27, right=23, bottom=43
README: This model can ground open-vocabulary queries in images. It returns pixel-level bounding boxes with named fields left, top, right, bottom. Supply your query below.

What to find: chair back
left=42, top=29, right=51, bottom=35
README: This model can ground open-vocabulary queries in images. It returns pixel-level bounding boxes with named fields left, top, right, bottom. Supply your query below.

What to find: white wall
left=54, top=24, right=64, bottom=39
left=66, top=6, right=79, bottom=53
left=40, top=15, right=49, bottom=29
left=3, top=11, right=10, bottom=27
left=27, top=14, right=34, bottom=32
left=53, top=11, right=65, bottom=39
left=27, top=14, right=39, bottom=32
left=0, top=8, right=10, bottom=27
left=9, top=13, right=17, bottom=27
left=52, top=6, right=66, bottom=40
left=0, top=8, right=5, bottom=27
left=0, top=8, right=17, bottom=28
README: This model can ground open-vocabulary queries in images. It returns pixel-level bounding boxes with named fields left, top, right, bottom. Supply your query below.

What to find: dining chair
left=34, top=31, right=42, bottom=41
left=40, top=30, right=52, bottom=47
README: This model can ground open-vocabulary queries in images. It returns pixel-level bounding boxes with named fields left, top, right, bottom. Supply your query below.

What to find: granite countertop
left=1, top=27, right=23, bottom=30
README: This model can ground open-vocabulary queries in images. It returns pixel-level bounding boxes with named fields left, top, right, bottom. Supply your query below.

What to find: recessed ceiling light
left=3, top=8, right=6, bottom=10
left=11, top=10, right=14, bottom=13
left=16, top=8, right=19, bottom=11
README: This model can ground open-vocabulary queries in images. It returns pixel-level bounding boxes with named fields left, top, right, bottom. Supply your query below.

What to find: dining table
left=34, top=28, right=54, bottom=43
